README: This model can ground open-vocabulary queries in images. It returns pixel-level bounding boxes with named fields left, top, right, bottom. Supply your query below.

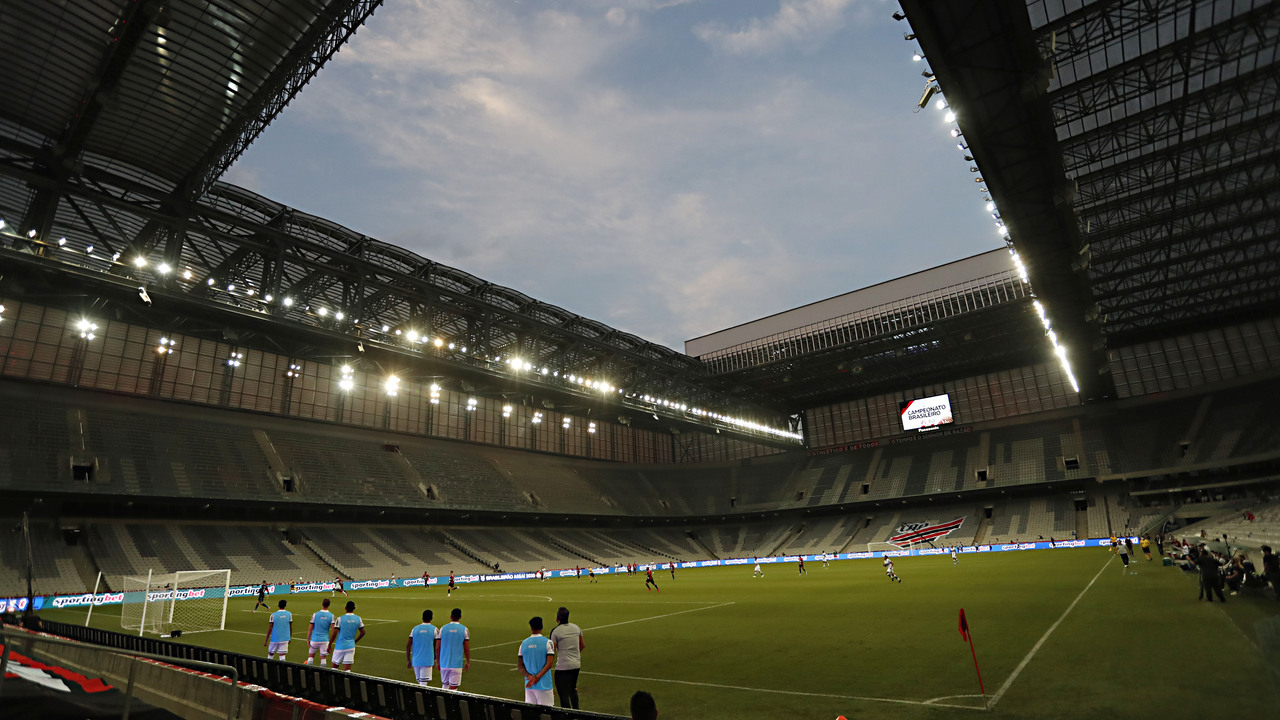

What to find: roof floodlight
left=264, top=294, right=273, bottom=302
left=133, top=256, right=147, bottom=268
left=86, top=245, right=94, bottom=254
left=934, top=98, right=946, bottom=110
left=283, top=296, right=294, bottom=307
left=944, top=111, right=956, bottom=123
left=912, top=53, right=923, bottom=62
left=57, top=237, right=67, bottom=246
left=433, top=337, right=444, bottom=347
left=181, top=269, right=191, bottom=279
left=950, top=128, right=961, bottom=138
left=335, top=311, right=345, bottom=320
left=381, top=324, right=390, bottom=332
left=227, top=283, right=236, bottom=291
left=206, top=278, right=215, bottom=286
left=317, top=307, right=328, bottom=316
left=157, top=263, right=171, bottom=274
left=27, top=229, right=37, bottom=238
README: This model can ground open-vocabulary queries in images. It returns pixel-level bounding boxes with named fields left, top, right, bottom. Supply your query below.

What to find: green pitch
left=39, top=549, right=1279, bottom=719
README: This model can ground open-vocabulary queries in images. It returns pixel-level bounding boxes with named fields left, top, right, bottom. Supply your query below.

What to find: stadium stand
left=0, top=523, right=92, bottom=597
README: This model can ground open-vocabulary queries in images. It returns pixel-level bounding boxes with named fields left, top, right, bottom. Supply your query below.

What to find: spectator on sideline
left=438, top=607, right=471, bottom=690
left=305, top=597, right=334, bottom=666
left=1195, top=546, right=1226, bottom=603
left=549, top=606, right=584, bottom=708
left=406, top=609, right=439, bottom=686
left=517, top=616, right=555, bottom=706
left=264, top=599, right=291, bottom=660
left=630, top=690, right=658, bottom=720
left=1262, top=546, right=1280, bottom=601
left=329, top=601, right=365, bottom=671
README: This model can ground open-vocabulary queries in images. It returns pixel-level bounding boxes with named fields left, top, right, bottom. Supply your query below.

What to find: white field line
left=988, top=555, right=1113, bottom=708
left=470, top=601, right=736, bottom=651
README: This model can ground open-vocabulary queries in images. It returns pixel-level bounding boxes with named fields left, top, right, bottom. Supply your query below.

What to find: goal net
left=866, top=542, right=903, bottom=553
left=120, top=569, right=231, bottom=636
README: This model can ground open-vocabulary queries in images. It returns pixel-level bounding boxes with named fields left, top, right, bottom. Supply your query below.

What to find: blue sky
left=226, top=0, right=1000, bottom=351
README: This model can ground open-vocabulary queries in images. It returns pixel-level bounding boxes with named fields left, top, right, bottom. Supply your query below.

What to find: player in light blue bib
left=265, top=599, right=292, bottom=660
left=329, top=600, right=365, bottom=671
left=517, top=616, right=556, bottom=706
left=305, top=597, right=335, bottom=666
left=405, top=609, right=439, bottom=686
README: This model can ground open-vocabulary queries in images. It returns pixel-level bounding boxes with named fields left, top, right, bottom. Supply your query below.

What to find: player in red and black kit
left=447, top=571, right=456, bottom=597
left=422, top=570, right=430, bottom=591
left=669, top=562, right=675, bottom=579
left=644, top=566, right=660, bottom=592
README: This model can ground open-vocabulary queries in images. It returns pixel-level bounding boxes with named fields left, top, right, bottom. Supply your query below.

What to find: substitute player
left=517, top=616, right=556, bottom=706
left=265, top=599, right=291, bottom=660
left=406, top=609, right=439, bottom=686
left=883, top=556, right=902, bottom=583
left=438, top=608, right=470, bottom=690
left=305, top=598, right=335, bottom=666
left=329, top=601, right=365, bottom=671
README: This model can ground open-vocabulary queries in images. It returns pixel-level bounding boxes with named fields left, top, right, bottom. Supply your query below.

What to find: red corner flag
left=959, top=608, right=969, bottom=642
left=958, top=608, right=986, bottom=705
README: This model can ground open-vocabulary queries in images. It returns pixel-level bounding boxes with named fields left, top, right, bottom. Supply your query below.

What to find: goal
left=120, top=569, right=231, bottom=636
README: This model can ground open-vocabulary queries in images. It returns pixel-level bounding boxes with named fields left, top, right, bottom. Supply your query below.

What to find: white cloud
left=694, top=0, right=854, bottom=56
left=244, top=0, right=997, bottom=349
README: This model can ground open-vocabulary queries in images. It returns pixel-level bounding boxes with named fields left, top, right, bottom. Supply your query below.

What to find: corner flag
left=958, top=607, right=986, bottom=706
left=959, top=608, right=969, bottom=642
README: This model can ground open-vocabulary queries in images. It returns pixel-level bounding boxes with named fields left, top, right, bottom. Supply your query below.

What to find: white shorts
left=308, top=640, right=329, bottom=655
left=332, top=648, right=355, bottom=666
left=413, top=666, right=433, bottom=684
left=524, top=688, right=553, bottom=705
left=440, top=667, right=463, bottom=688
left=268, top=641, right=289, bottom=655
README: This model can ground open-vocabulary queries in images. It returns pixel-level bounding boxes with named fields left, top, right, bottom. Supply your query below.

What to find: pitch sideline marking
left=988, top=555, right=1113, bottom=708
left=470, top=601, right=736, bottom=651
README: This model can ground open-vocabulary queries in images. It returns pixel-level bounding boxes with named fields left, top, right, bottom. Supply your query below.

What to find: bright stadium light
left=76, top=318, right=98, bottom=341
left=944, top=110, right=956, bottom=123
left=133, top=256, right=147, bottom=268
left=384, top=376, right=400, bottom=397
left=466, top=398, right=477, bottom=411
left=588, top=422, right=597, bottom=434
left=157, top=263, right=171, bottom=274
left=532, top=411, right=543, bottom=424
left=283, top=297, right=294, bottom=307
left=156, top=337, right=176, bottom=354
left=206, top=278, right=216, bottom=286
left=182, top=268, right=191, bottom=279
left=502, top=404, right=513, bottom=418
left=317, top=307, right=328, bottom=316
left=406, top=330, right=419, bottom=343
left=433, top=337, right=444, bottom=348
left=429, top=383, right=441, bottom=405
left=562, top=417, right=571, bottom=428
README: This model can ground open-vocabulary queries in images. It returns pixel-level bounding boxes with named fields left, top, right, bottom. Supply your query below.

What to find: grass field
left=38, top=548, right=1280, bottom=720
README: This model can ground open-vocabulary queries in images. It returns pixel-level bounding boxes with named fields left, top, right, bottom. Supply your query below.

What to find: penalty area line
left=988, top=554, right=1113, bottom=708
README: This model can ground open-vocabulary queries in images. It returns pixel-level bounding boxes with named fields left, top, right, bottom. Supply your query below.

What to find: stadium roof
left=900, top=0, right=1280, bottom=401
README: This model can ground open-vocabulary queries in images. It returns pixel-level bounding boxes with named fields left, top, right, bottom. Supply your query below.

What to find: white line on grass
left=370, top=594, right=556, bottom=602
left=988, top=555, right=1113, bottom=708
left=470, top=601, right=736, bottom=651
left=576, top=668, right=986, bottom=711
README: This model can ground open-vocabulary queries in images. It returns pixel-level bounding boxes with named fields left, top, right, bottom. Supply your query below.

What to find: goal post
left=119, top=569, right=231, bottom=636
left=167, top=569, right=232, bottom=635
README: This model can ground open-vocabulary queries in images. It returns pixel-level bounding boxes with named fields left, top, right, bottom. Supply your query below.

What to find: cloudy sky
left=226, top=0, right=1000, bottom=351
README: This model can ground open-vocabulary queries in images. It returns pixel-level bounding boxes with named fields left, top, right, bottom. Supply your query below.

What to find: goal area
left=120, top=569, right=231, bottom=636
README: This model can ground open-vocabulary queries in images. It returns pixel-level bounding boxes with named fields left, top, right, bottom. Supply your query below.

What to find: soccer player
left=883, top=556, right=901, bottom=582
left=669, top=562, right=675, bottom=579
left=587, top=567, right=597, bottom=583
left=1117, top=539, right=1131, bottom=573
left=540, top=566, right=548, bottom=582
left=951, top=546, right=959, bottom=565
left=753, top=561, right=763, bottom=578
left=797, top=556, right=807, bottom=575
left=644, top=565, right=659, bottom=592
left=517, top=616, right=556, bottom=706
left=253, top=580, right=269, bottom=613
left=438, top=608, right=470, bottom=690
left=305, top=598, right=335, bottom=666
left=264, top=599, right=291, bottom=660
left=822, top=552, right=831, bottom=568
left=1141, top=535, right=1153, bottom=561
left=447, top=571, right=456, bottom=597
left=329, top=601, right=365, bottom=671
left=405, top=609, right=439, bottom=686
left=333, top=577, right=347, bottom=597
left=422, top=569, right=431, bottom=590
